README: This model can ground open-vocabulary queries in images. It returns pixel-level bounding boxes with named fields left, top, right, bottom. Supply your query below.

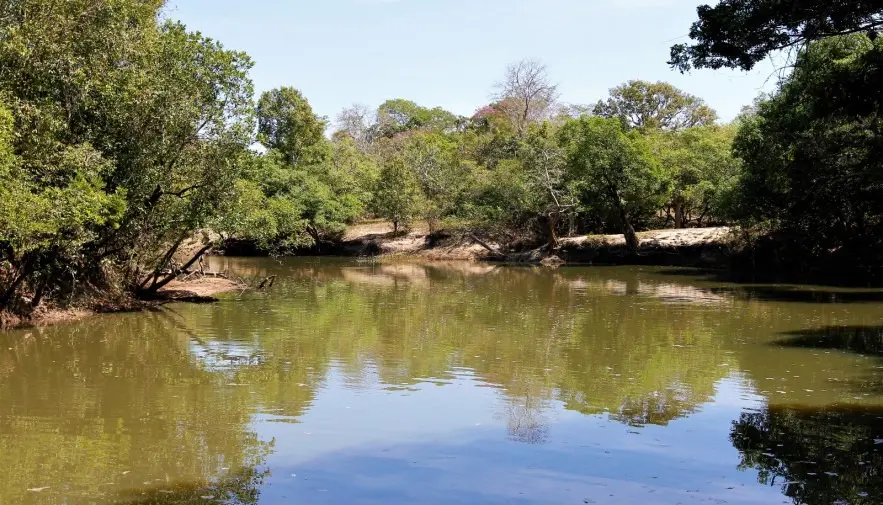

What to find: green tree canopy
left=257, top=87, right=328, bottom=166
left=560, top=117, right=666, bottom=254
left=728, top=34, right=883, bottom=277
left=374, top=99, right=459, bottom=138
left=0, top=0, right=256, bottom=309
left=594, top=80, right=718, bottom=131
left=670, top=0, right=883, bottom=72
left=649, top=125, right=740, bottom=228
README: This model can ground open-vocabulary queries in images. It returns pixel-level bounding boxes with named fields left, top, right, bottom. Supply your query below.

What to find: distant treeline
left=1, top=0, right=882, bottom=316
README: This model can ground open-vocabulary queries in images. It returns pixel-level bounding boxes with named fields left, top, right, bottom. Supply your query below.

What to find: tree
left=0, top=0, right=256, bottom=308
left=650, top=125, right=740, bottom=228
left=670, top=0, right=883, bottom=72
left=0, top=103, right=126, bottom=308
left=560, top=117, right=666, bottom=255
left=257, top=87, right=327, bottom=166
left=0, top=0, right=253, bottom=308
left=227, top=134, right=379, bottom=253
left=372, top=154, right=424, bottom=234
left=398, top=131, right=469, bottom=233
left=594, top=80, right=718, bottom=131
left=521, top=124, right=575, bottom=249
left=374, top=99, right=458, bottom=138
left=494, top=59, right=559, bottom=136
left=335, top=103, right=373, bottom=151
left=728, top=34, right=883, bottom=278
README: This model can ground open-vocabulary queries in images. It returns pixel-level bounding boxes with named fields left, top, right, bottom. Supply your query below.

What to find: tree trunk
left=393, top=219, right=399, bottom=235
left=141, top=235, right=186, bottom=289
left=468, top=233, right=507, bottom=260
left=30, top=276, right=48, bottom=309
left=605, top=183, right=639, bottom=256
left=615, top=204, right=639, bottom=256
left=148, top=243, right=214, bottom=293
left=674, top=203, right=686, bottom=229
left=547, top=213, right=560, bottom=251
left=621, top=217, right=639, bottom=255
left=0, top=265, right=30, bottom=308
left=306, top=226, right=322, bottom=252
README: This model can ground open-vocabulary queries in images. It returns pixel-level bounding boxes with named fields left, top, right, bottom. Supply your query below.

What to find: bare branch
left=493, top=59, right=560, bottom=135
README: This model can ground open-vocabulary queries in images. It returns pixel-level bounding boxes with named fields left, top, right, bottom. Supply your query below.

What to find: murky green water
left=2, top=259, right=883, bottom=505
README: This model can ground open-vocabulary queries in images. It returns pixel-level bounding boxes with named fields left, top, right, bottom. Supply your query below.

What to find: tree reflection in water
left=6, top=259, right=883, bottom=504
left=731, top=405, right=883, bottom=505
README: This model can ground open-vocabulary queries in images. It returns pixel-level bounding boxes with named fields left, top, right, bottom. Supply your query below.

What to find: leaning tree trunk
left=145, top=242, right=214, bottom=294
left=606, top=184, right=639, bottom=256
left=546, top=213, right=560, bottom=252
left=619, top=207, right=639, bottom=256
left=306, top=225, right=322, bottom=252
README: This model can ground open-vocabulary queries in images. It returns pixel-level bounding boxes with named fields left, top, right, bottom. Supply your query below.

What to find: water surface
left=2, top=258, right=883, bottom=505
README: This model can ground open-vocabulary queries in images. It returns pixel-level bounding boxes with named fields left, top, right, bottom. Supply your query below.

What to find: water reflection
left=0, top=312, right=273, bottom=505
left=202, top=259, right=736, bottom=429
left=1, top=258, right=883, bottom=504
left=731, top=405, right=883, bottom=505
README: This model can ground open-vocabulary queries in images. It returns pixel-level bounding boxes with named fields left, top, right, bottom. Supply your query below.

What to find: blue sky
left=166, top=0, right=778, bottom=124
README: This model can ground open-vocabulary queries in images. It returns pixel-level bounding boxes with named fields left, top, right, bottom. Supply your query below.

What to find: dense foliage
left=727, top=35, right=883, bottom=278
left=0, top=0, right=254, bottom=312
left=670, top=0, right=883, bottom=72
left=5, top=0, right=883, bottom=314
left=322, top=79, right=739, bottom=250
left=674, top=1, right=883, bottom=282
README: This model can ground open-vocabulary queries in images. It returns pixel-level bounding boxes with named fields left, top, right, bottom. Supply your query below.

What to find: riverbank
left=336, top=221, right=732, bottom=267
left=0, top=277, right=244, bottom=330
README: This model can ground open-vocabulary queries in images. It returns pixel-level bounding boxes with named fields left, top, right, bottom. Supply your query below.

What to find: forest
left=1, top=0, right=882, bottom=316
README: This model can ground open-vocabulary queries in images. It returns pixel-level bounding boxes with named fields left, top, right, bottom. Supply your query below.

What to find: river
left=2, top=258, right=883, bottom=505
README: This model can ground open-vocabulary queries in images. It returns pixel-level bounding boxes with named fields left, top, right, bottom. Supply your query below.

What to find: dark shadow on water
left=732, top=404, right=883, bottom=505
left=655, top=269, right=883, bottom=303
left=774, top=326, right=883, bottom=357
left=713, top=287, right=883, bottom=304
left=653, top=267, right=724, bottom=279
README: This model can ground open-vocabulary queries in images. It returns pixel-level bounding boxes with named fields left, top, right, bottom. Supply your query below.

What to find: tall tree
left=650, top=125, right=740, bottom=228
left=398, top=131, right=466, bottom=233
left=727, top=34, right=883, bottom=278
left=372, top=152, right=424, bottom=235
left=670, top=0, right=883, bottom=72
left=561, top=117, right=665, bottom=255
left=493, top=59, right=559, bottom=136
left=0, top=0, right=256, bottom=307
left=257, top=87, right=327, bottom=166
left=594, top=80, right=718, bottom=131
left=521, top=124, right=575, bottom=249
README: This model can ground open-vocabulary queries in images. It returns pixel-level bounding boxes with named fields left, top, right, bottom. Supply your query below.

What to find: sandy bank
left=341, top=221, right=732, bottom=265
